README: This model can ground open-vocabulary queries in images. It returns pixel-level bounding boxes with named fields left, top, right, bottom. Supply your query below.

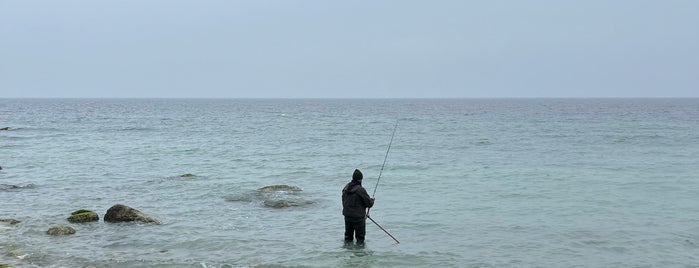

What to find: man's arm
left=360, top=187, right=375, bottom=208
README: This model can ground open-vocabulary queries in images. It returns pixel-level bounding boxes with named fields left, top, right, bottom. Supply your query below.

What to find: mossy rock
left=104, top=204, right=160, bottom=224
left=67, top=210, right=99, bottom=223
left=257, top=185, right=302, bottom=192
left=47, top=226, right=76, bottom=236
left=0, top=264, right=15, bottom=268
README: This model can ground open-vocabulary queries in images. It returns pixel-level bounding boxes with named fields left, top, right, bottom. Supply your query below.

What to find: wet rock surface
left=67, top=210, right=99, bottom=223
left=104, top=204, right=160, bottom=224
left=46, top=226, right=76, bottom=236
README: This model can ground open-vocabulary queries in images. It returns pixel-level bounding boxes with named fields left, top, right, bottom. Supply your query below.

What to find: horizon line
left=1, top=96, right=698, bottom=100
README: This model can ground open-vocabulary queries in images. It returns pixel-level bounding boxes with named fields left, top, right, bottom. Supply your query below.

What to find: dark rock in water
left=179, top=173, right=196, bottom=178
left=6, top=249, right=25, bottom=258
left=47, top=226, right=76, bottom=235
left=104, top=204, right=160, bottom=224
left=257, top=185, right=302, bottom=192
left=263, top=198, right=314, bottom=208
left=0, top=165, right=3, bottom=170
left=0, top=127, right=9, bottom=131
left=0, top=219, right=21, bottom=225
left=227, top=185, right=313, bottom=208
left=67, top=209, right=99, bottom=223
left=256, top=185, right=313, bottom=208
left=0, top=184, right=36, bottom=191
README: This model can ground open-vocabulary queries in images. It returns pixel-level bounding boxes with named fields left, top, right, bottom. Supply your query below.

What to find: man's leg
left=355, top=218, right=366, bottom=243
left=344, top=217, right=355, bottom=241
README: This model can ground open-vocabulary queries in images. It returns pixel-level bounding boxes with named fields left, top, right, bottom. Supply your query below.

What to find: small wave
left=117, top=127, right=154, bottom=131
left=224, top=193, right=254, bottom=202
left=146, top=173, right=202, bottom=184
left=471, top=139, right=493, bottom=146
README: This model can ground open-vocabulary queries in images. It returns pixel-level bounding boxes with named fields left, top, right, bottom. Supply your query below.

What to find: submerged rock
left=7, top=249, right=26, bottom=259
left=227, top=185, right=314, bottom=208
left=104, top=204, right=160, bottom=224
left=0, top=127, right=10, bottom=131
left=257, top=185, right=313, bottom=208
left=263, top=198, right=314, bottom=208
left=0, top=219, right=20, bottom=225
left=67, top=209, right=99, bottom=223
left=257, top=185, right=302, bottom=192
left=0, top=184, right=36, bottom=191
left=179, top=173, right=196, bottom=178
left=47, top=226, right=76, bottom=236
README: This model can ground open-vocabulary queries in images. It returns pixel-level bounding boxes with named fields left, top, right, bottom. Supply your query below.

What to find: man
left=342, top=169, right=375, bottom=243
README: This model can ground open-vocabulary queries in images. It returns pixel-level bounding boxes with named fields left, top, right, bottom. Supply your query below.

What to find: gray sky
left=1, top=0, right=697, bottom=98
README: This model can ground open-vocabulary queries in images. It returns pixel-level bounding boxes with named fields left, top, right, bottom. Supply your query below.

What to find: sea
left=1, top=98, right=698, bottom=268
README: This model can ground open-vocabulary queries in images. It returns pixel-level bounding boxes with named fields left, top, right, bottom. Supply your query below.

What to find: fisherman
left=342, top=169, right=375, bottom=243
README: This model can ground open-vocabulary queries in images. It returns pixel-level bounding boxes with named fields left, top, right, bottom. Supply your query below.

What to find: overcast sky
left=1, top=0, right=697, bottom=98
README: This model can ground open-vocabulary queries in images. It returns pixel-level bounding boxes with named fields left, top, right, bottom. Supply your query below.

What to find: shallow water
left=1, top=98, right=698, bottom=267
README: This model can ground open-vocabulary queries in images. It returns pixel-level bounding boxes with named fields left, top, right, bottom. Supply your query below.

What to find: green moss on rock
left=104, top=204, right=160, bottom=224
left=67, top=210, right=99, bottom=223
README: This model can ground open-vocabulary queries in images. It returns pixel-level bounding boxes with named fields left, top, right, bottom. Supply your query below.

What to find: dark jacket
left=342, top=180, right=374, bottom=218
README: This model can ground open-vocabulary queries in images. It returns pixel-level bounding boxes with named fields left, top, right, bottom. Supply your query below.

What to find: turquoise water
left=1, top=98, right=698, bottom=267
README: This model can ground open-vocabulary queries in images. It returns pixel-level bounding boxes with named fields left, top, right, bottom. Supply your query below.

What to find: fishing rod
left=372, top=119, right=399, bottom=196
left=367, top=119, right=400, bottom=244
left=367, top=215, right=400, bottom=244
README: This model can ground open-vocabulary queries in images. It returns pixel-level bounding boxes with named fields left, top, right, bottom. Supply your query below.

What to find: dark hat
left=352, top=169, right=363, bottom=181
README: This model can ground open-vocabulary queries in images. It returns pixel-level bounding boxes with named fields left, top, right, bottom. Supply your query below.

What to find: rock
left=7, top=249, right=28, bottom=260
left=0, top=219, right=21, bottom=225
left=179, top=173, right=196, bottom=178
left=256, top=185, right=312, bottom=208
left=257, top=185, right=302, bottom=192
left=67, top=209, right=99, bottom=223
left=263, top=198, right=314, bottom=208
left=0, top=127, right=9, bottom=131
left=47, top=226, right=76, bottom=235
left=0, top=263, right=14, bottom=268
left=0, top=184, right=36, bottom=191
left=104, top=204, right=160, bottom=224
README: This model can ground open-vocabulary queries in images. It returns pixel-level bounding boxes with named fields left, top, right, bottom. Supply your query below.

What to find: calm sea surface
left=1, top=98, right=698, bottom=267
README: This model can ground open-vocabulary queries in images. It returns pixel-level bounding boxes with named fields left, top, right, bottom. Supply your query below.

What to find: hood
left=342, top=180, right=362, bottom=194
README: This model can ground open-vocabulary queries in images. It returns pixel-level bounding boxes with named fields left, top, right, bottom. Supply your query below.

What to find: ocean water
left=1, top=98, right=698, bottom=268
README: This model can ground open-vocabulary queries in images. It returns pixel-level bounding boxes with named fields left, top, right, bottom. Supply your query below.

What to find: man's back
left=342, top=180, right=374, bottom=218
